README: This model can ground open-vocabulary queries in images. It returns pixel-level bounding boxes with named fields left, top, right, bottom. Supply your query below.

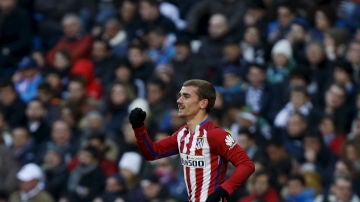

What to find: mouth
left=178, top=105, right=185, bottom=110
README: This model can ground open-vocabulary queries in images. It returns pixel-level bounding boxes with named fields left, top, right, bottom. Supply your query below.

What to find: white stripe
left=177, top=128, right=190, bottom=197
left=182, top=129, right=191, bottom=154
left=200, top=129, right=211, bottom=201
left=176, top=128, right=186, bottom=152
left=189, top=125, right=200, bottom=202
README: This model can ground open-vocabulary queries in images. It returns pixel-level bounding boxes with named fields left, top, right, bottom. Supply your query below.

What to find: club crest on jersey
left=225, top=134, right=235, bottom=149
left=195, top=137, right=204, bottom=149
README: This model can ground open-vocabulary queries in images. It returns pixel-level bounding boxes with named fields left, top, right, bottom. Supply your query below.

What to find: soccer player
left=129, top=79, right=255, bottom=202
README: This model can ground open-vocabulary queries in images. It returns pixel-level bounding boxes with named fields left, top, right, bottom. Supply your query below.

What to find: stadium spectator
left=46, top=14, right=93, bottom=66
left=238, top=170, right=280, bottom=202
left=283, top=174, right=315, bottom=202
left=104, top=81, right=134, bottom=137
left=93, top=174, right=128, bottom=202
left=186, top=0, right=247, bottom=36
left=91, top=39, right=118, bottom=91
left=12, top=56, right=43, bottom=103
left=42, top=149, right=68, bottom=200
left=10, top=127, right=36, bottom=166
left=126, top=44, right=155, bottom=83
left=314, top=175, right=360, bottom=202
left=9, top=163, right=54, bottom=202
left=146, top=27, right=175, bottom=67
left=37, top=120, right=79, bottom=164
left=102, top=18, right=128, bottom=58
left=138, top=0, right=176, bottom=35
left=170, top=34, right=204, bottom=88
left=118, top=152, right=145, bottom=201
left=64, top=146, right=105, bottom=202
left=25, top=99, right=51, bottom=145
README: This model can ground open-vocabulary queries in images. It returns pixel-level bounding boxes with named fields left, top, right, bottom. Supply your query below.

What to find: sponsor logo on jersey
left=195, top=137, right=204, bottom=149
left=225, top=134, right=235, bottom=149
left=180, top=153, right=205, bottom=168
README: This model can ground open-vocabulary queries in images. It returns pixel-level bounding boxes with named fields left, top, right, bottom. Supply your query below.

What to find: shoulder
left=32, top=191, right=54, bottom=202
left=9, top=191, right=22, bottom=202
left=206, top=126, right=236, bottom=149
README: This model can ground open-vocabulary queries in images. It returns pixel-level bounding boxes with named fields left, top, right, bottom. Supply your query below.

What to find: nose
left=177, top=96, right=183, bottom=104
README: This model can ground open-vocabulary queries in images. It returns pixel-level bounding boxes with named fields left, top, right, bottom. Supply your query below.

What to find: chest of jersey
left=177, top=128, right=211, bottom=169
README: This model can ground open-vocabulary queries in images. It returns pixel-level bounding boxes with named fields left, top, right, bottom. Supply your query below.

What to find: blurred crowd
left=0, top=0, right=360, bottom=201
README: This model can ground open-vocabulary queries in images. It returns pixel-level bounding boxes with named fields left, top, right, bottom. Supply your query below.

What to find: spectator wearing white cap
left=9, top=163, right=54, bottom=202
left=118, top=151, right=146, bottom=201
left=267, top=39, right=296, bottom=84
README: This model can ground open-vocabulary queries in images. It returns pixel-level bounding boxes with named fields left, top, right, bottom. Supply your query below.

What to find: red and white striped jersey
left=134, top=119, right=254, bottom=202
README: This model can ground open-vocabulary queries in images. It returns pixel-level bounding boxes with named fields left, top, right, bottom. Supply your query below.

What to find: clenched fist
left=129, top=108, right=146, bottom=128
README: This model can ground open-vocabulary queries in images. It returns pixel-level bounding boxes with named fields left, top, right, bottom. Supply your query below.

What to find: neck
left=186, top=112, right=208, bottom=133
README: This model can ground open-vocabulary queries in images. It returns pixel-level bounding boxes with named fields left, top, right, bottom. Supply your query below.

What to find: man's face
left=287, top=180, right=303, bottom=196
left=290, top=91, right=307, bottom=109
left=333, top=179, right=352, bottom=201
left=237, top=134, right=252, bottom=151
left=306, top=44, right=324, bottom=65
left=334, top=68, right=350, bottom=84
left=147, top=32, right=165, bottom=49
left=20, top=180, right=38, bottom=193
left=174, top=44, right=190, bottom=61
left=104, top=20, right=120, bottom=39
left=68, top=81, right=85, bottom=101
left=278, top=7, right=293, bottom=27
left=0, top=86, right=16, bottom=106
left=0, top=0, right=16, bottom=12
left=26, top=100, right=45, bottom=121
left=315, top=10, right=330, bottom=31
left=325, top=85, right=345, bottom=108
left=346, top=42, right=360, bottom=65
left=289, top=24, right=306, bottom=42
left=128, top=48, right=144, bottom=68
left=223, top=44, right=241, bottom=62
left=177, top=86, right=205, bottom=118
left=253, top=174, right=269, bottom=196
left=51, top=121, right=71, bottom=145
left=208, top=15, right=228, bottom=39
left=12, top=128, right=29, bottom=148
left=111, top=84, right=128, bottom=105
left=147, top=83, right=163, bottom=105
left=106, top=177, right=123, bottom=192
left=92, top=41, right=108, bottom=61
left=78, top=150, right=95, bottom=166
left=247, top=67, right=265, bottom=86
left=244, top=27, right=260, bottom=45
left=62, top=17, right=81, bottom=38
left=139, top=1, right=157, bottom=21
left=287, top=115, right=306, bottom=137
left=120, top=1, right=137, bottom=22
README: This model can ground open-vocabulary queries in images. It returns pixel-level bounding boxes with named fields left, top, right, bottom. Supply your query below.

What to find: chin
left=177, top=112, right=184, bottom=117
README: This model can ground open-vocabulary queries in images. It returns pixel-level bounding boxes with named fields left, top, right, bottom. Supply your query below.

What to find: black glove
left=129, top=108, right=146, bottom=128
left=206, top=187, right=229, bottom=202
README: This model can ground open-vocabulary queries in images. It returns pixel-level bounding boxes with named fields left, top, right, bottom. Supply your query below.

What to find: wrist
left=217, top=187, right=229, bottom=197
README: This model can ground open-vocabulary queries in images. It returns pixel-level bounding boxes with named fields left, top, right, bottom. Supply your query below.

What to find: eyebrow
left=178, top=92, right=191, bottom=97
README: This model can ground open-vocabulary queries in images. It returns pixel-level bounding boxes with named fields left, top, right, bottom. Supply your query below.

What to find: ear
left=199, top=99, right=208, bottom=110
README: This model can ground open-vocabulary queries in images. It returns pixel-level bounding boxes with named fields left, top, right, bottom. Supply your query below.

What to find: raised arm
left=129, top=108, right=178, bottom=160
